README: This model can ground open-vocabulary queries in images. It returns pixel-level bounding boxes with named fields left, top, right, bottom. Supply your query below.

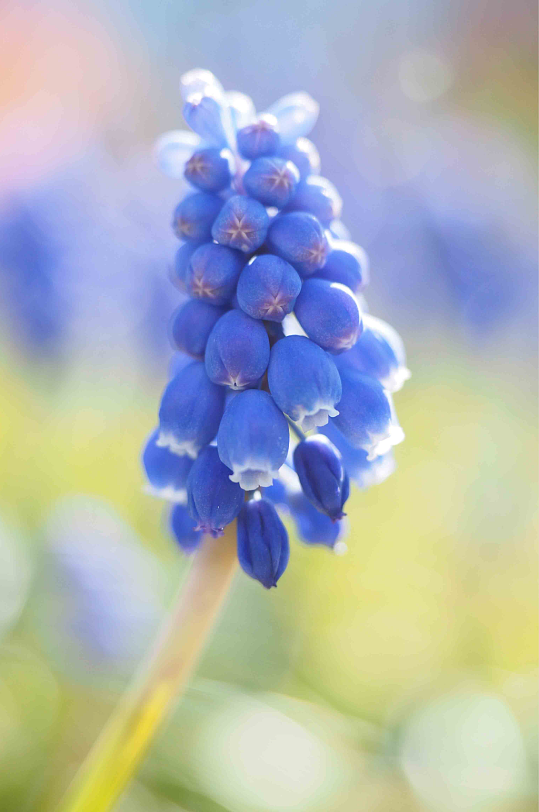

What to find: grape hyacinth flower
left=145, top=68, right=410, bottom=587
left=59, top=70, right=413, bottom=812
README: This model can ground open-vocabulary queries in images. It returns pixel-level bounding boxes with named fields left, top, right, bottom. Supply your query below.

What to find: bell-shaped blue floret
left=236, top=114, right=280, bottom=159
left=172, top=193, right=223, bottom=242
left=237, top=497, right=289, bottom=588
left=170, top=299, right=227, bottom=360
left=236, top=255, right=302, bottom=322
left=186, top=446, right=244, bottom=537
left=154, top=130, right=201, bottom=179
left=184, top=147, right=234, bottom=193
left=185, top=242, right=245, bottom=305
left=142, top=428, right=194, bottom=502
left=170, top=243, right=198, bottom=291
left=204, top=309, right=270, bottom=389
left=294, top=278, right=362, bottom=354
left=243, top=157, right=300, bottom=208
left=335, top=314, right=410, bottom=393
left=212, top=195, right=269, bottom=253
left=315, top=240, right=369, bottom=294
left=267, top=335, right=341, bottom=431
left=217, top=389, right=289, bottom=490
left=158, top=361, right=225, bottom=458
left=293, top=434, right=349, bottom=521
left=332, top=367, right=404, bottom=459
left=267, top=212, right=329, bottom=277
left=170, top=504, right=203, bottom=553
left=225, top=90, right=256, bottom=130
left=286, top=176, right=342, bottom=226
left=266, top=92, right=319, bottom=143
left=183, top=93, right=230, bottom=148
left=288, top=491, right=346, bottom=549
left=277, top=137, right=320, bottom=179
left=320, top=421, right=396, bottom=489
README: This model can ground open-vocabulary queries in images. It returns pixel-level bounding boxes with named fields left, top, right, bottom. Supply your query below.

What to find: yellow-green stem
left=55, top=525, right=238, bottom=812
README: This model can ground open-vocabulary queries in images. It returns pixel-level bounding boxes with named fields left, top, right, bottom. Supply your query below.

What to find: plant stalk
left=55, top=524, right=238, bottom=812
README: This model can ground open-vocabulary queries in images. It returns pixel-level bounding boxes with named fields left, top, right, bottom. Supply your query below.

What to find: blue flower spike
left=146, top=69, right=407, bottom=585
left=293, top=434, right=349, bottom=521
left=158, top=361, right=225, bottom=458
left=243, top=157, right=300, bottom=208
left=268, top=335, right=341, bottom=431
left=217, top=389, right=289, bottom=489
left=204, top=309, right=270, bottom=389
left=212, top=195, right=269, bottom=253
left=186, top=446, right=244, bottom=537
left=237, top=495, right=290, bottom=588
left=237, top=255, right=302, bottom=321
left=294, top=278, right=363, bottom=353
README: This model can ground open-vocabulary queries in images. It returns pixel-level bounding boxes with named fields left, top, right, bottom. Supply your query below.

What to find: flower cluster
left=142, top=69, right=410, bottom=589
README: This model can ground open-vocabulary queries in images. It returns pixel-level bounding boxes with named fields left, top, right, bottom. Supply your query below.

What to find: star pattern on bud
left=144, top=69, right=409, bottom=588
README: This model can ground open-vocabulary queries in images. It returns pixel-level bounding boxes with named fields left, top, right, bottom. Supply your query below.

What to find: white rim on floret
left=366, top=423, right=405, bottom=461
left=295, top=403, right=339, bottom=432
left=382, top=365, right=412, bottom=393
left=228, top=462, right=281, bottom=490
left=144, top=485, right=188, bottom=505
left=156, top=432, right=199, bottom=460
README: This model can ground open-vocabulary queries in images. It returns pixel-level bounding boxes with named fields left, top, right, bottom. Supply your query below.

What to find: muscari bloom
left=143, top=69, right=409, bottom=587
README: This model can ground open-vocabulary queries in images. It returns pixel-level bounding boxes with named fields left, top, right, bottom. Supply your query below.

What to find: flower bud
left=268, top=335, right=341, bottom=431
left=293, top=434, right=349, bottom=520
left=267, top=212, right=329, bottom=277
left=172, top=193, right=223, bottom=242
left=184, top=147, right=234, bottom=193
left=183, top=93, right=230, bottom=147
left=237, top=497, right=289, bottom=588
left=212, top=195, right=269, bottom=253
left=158, top=361, right=225, bottom=458
left=315, top=240, right=369, bottom=294
left=243, top=157, right=300, bottom=208
left=170, top=504, right=203, bottom=553
left=185, top=242, right=245, bottom=305
left=186, top=446, right=244, bottom=537
left=170, top=299, right=227, bottom=360
left=236, top=114, right=280, bottom=159
left=142, top=428, right=193, bottom=501
left=332, top=366, right=404, bottom=459
left=170, top=243, right=198, bottom=290
left=277, top=137, right=320, bottom=180
left=286, top=176, right=342, bottom=226
left=237, top=255, right=302, bottom=322
left=336, top=314, right=410, bottom=392
left=204, top=309, right=270, bottom=389
left=217, top=390, right=289, bottom=489
left=294, top=278, right=362, bottom=354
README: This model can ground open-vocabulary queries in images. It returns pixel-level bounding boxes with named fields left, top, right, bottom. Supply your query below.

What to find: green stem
left=54, top=525, right=238, bottom=812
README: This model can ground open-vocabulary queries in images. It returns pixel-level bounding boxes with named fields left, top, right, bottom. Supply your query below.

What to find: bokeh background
left=0, top=0, right=537, bottom=810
